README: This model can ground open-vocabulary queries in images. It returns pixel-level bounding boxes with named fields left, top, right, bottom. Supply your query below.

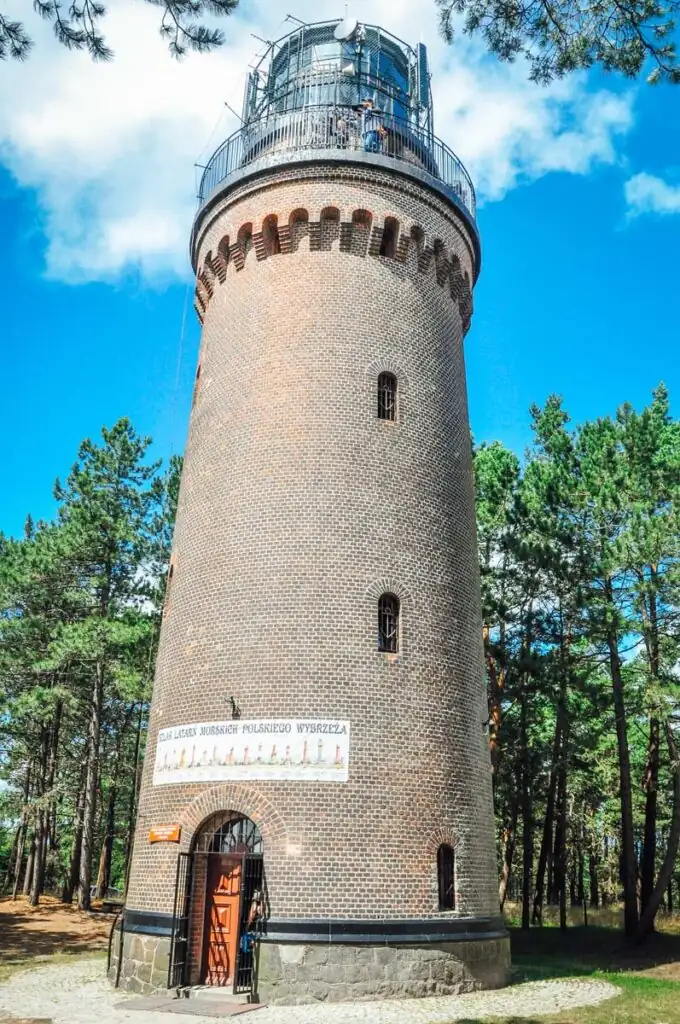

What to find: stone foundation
left=109, top=928, right=510, bottom=1003
left=257, top=937, right=511, bottom=1004
left=107, top=929, right=171, bottom=995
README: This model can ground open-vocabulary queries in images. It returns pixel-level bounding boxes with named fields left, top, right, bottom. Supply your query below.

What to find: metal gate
left=168, top=848, right=266, bottom=996
left=234, top=854, right=264, bottom=995
left=168, top=851, right=193, bottom=989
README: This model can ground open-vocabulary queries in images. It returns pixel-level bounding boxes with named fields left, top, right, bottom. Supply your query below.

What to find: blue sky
left=1, top=0, right=679, bottom=538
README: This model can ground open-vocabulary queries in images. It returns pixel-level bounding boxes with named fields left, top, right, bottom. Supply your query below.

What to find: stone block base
left=256, top=936, right=511, bottom=1004
left=109, top=928, right=510, bottom=1004
left=108, top=929, right=172, bottom=995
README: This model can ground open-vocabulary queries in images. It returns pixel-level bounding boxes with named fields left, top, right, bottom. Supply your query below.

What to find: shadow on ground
left=510, top=924, right=680, bottom=982
left=0, top=896, right=110, bottom=968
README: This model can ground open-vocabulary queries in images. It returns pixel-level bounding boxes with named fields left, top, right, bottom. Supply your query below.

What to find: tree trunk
left=10, top=765, right=31, bottom=899
left=520, top=688, right=532, bottom=930
left=499, top=796, right=519, bottom=910
left=640, top=569, right=661, bottom=917
left=62, top=776, right=86, bottom=904
left=29, top=809, right=47, bottom=907
left=637, top=724, right=680, bottom=939
left=533, top=709, right=562, bottom=924
left=95, top=781, right=118, bottom=898
left=23, top=833, right=35, bottom=896
left=589, top=853, right=599, bottom=908
left=78, top=662, right=105, bottom=911
left=553, top=749, right=568, bottom=929
left=29, top=728, right=50, bottom=907
left=605, top=579, right=639, bottom=936
left=123, top=701, right=145, bottom=897
left=640, top=717, right=660, bottom=917
left=2, top=824, right=22, bottom=893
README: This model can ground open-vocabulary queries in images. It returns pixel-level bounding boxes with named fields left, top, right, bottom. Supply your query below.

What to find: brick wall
left=126, top=163, right=499, bottom=926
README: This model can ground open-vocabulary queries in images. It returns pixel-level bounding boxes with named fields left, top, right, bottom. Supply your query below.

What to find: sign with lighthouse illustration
left=153, top=719, right=350, bottom=784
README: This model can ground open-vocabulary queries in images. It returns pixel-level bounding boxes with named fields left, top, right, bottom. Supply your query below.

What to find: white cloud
left=624, top=171, right=680, bottom=218
left=0, top=0, right=635, bottom=281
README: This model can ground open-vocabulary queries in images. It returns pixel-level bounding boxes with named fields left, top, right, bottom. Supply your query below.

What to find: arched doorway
left=193, top=812, right=264, bottom=990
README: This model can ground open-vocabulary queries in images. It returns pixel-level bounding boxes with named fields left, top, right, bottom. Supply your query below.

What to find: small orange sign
left=148, top=824, right=181, bottom=844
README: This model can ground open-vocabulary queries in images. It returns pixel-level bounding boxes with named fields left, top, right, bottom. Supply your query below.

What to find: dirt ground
left=0, top=895, right=112, bottom=964
left=0, top=895, right=112, bottom=1024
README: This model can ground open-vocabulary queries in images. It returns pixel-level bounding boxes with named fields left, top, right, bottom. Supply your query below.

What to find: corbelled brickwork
left=121, top=160, right=508, bottom=1001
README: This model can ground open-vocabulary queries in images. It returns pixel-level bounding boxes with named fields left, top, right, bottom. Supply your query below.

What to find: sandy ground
left=0, top=959, right=622, bottom=1024
left=0, top=896, right=112, bottom=963
left=0, top=895, right=112, bottom=1024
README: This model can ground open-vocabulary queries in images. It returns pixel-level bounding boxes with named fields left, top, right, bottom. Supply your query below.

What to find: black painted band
left=120, top=909, right=507, bottom=945
left=121, top=909, right=175, bottom=936
left=262, top=915, right=508, bottom=945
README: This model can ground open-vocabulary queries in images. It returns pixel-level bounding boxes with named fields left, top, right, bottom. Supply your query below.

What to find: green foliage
left=437, top=0, right=680, bottom=83
left=482, top=384, right=680, bottom=935
left=0, top=0, right=238, bottom=61
left=0, top=419, right=181, bottom=901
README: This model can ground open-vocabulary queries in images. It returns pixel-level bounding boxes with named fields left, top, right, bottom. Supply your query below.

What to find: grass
left=491, top=916, right=680, bottom=1024
left=0, top=949, right=107, bottom=986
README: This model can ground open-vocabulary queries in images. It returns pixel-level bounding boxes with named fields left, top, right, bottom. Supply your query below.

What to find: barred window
left=196, top=812, right=263, bottom=855
left=437, top=844, right=455, bottom=910
left=378, top=593, right=399, bottom=653
left=377, top=372, right=397, bottom=421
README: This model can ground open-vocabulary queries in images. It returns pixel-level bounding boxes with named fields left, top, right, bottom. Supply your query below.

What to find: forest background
left=0, top=383, right=679, bottom=942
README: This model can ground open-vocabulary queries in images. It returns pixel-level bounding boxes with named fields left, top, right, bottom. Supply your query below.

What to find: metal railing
left=198, top=105, right=476, bottom=220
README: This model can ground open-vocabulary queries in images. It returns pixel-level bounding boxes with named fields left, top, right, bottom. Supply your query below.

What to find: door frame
left=170, top=843, right=265, bottom=991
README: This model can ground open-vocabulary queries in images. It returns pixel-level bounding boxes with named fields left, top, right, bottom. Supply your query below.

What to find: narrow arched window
left=380, top=216, right=399, bottom=258
left=438, top=844, right=455, bottom=910
left=237, top=223, right=253, bottom=260
left=192, top=362, right=201, bottom=408
left=378, top=593, right=399, bottom=653
left=377, top=372, right=397, bottom=421
left=262, top=214, right=281, bottom=256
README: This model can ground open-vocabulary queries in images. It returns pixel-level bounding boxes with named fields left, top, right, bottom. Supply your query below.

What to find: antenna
left=224, top=101, right=245, bottom=125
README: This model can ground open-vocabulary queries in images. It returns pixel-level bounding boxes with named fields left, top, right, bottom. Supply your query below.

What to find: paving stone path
left=0, top=960, right=620, bottom=1024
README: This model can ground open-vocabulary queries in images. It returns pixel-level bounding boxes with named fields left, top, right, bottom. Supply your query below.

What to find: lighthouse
left=115, top=15, right=509, bottom=1003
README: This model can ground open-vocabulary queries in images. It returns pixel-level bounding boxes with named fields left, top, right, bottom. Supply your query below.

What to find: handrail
left=197, top=105, right=476, bottom=221
left=107, top=907, right=125, bottom=988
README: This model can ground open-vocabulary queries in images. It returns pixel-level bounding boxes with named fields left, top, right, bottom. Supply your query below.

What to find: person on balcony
left=360, top=99, right=387, bottom=153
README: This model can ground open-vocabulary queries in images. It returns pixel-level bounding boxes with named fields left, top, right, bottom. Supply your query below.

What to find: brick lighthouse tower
left=114, top=16, right=509, bottom=1003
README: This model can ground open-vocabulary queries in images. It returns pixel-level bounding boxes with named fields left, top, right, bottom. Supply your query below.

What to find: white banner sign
left=153, top=719, right=350, bottom=785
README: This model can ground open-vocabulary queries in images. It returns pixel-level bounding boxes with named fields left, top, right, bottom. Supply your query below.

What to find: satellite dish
left=334, top=16, right=358, bottom=41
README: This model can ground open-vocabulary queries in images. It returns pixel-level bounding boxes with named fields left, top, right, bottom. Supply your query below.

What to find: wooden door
left=202, top=856, right=242, bottom=986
